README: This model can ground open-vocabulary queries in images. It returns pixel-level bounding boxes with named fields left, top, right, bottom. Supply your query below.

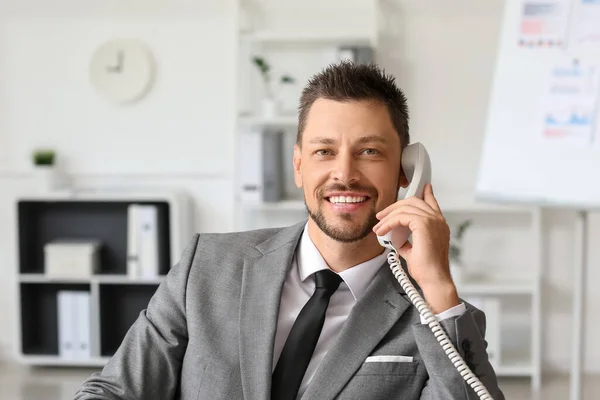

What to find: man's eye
left=361, top=148, right=380, bottom=155
left=315, top=149, right=333, bottom=156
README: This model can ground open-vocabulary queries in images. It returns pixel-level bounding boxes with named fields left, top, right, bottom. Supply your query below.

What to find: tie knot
left=314, top=269, right=343, bottom=292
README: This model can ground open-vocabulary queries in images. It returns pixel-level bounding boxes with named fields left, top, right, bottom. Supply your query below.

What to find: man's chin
left=311, top=213, right=377, bottom=243
left=323, top=226, right=374, bottom=243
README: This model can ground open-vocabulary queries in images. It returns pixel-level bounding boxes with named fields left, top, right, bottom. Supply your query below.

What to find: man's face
left=293, top=98, right=407, bottom=243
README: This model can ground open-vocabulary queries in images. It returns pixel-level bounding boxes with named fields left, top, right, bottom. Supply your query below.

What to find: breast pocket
left=337, top=360, right=427, bottom=400
left=355, top=360, right=419, bottom=376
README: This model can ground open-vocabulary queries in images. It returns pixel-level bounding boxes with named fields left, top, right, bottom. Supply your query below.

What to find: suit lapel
left=302, top=264, right=412, bottom=400
left=238, top=222, right=305, bottom=400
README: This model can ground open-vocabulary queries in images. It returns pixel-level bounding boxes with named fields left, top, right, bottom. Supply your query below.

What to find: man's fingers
left=423, top=184, right=441, bottom=212
left=373, top=212, right=421, bottom=236
left=373, top=205, right=430, bottom=231
left=396, top=240, right=413, bottom=258
left=376, top=196, right=435, bottom=220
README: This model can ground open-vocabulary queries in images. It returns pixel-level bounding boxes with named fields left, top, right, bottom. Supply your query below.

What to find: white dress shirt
left=272, top=224, right=466, bottom=398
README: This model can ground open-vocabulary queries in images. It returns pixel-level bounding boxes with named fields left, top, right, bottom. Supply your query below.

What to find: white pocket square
left=365, top=355, right=414, bottom=363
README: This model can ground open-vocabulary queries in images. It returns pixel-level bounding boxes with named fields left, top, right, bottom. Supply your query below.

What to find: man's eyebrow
left=355, top=135, right=389, bottom=145
left=308, top=137, right=336, bottom=145
left=308, top=135, right=389, bottom=145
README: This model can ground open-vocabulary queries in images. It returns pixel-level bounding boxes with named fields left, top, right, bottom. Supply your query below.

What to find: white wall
left=1, top=0, right=599, bottom=374
left=0, top=0, right=238, bottom=359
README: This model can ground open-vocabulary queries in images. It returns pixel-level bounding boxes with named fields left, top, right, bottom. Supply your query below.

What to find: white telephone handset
left=376, top=142, right=493, bottom=400
left=376, top=142, right=431, bottom=249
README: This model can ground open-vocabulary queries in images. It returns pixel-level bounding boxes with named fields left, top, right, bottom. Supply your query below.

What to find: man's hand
left=372, top=184, right=459, bottom=314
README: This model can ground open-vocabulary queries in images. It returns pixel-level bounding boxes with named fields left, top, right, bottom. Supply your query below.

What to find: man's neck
left=307, top=220, right=386, bottom=273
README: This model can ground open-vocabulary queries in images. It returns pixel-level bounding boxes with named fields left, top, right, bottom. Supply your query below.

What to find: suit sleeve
left=413, top=303, right=506, bottom=400
left=73, top=234, right=200, bottom=400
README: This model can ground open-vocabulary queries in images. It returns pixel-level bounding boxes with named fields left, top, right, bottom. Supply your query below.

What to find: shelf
left=20, top=354, right=110, bottom=367
left=17, top=199, right=171, bottom=275
left=19, top=274, right=165, bottom=285
left=437, top=197, right=537, bottom=213
left=19, top=274, right=90, bottom=284
left=20, top=283, right=91, bottom=356
left=95, top=275, right=165, bottom=285
left=241, top=200, right=306, bottom=211
left=244, top=31, right=375, bottom=46
left=456, top=280, right=536, bottom=295
left=496, top=363, right=533, bottom=377
left=15, top=189, right=192, bottom=366
left=17, top=188, right=187, bottom=203
left=441, top=203, right=535, bottom=213
left=239, top=115, right=298, bottom=128
left=494, top=351, right=534, bottom=377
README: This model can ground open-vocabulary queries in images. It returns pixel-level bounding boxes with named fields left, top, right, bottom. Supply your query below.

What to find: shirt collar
left=297, top=223, right=390, bottom=301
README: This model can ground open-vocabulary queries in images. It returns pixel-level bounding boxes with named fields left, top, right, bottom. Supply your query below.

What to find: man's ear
left=398, top=165, right=409, bottom=189
left=293, top=144, right=303, bottom=189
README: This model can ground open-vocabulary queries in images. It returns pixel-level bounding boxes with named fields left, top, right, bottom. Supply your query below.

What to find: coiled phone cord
left=385, top=247, right=493, bottom=400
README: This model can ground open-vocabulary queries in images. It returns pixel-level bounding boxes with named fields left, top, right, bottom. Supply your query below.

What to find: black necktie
left=271, top=269, right=343, bottom=400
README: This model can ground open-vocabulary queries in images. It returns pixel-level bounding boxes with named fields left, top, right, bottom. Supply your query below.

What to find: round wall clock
left=90, top=39, right=156, bottom=104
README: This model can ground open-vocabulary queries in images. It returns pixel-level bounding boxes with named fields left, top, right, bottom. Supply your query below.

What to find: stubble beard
left=305, top=196, right=380, bottom=243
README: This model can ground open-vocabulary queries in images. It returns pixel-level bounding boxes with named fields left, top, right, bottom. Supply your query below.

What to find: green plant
left=252, top=55, right=295, bottom=97
left=449, top=219, right=472, bottom=263
left=33, top=149, right=56, bottom=166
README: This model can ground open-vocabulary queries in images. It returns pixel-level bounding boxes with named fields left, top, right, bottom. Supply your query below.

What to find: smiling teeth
left=329, top=196, right=367, bottom=204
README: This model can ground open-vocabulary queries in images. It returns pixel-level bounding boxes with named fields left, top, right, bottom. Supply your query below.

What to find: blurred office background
left=1, top=0, right=599, bottom=399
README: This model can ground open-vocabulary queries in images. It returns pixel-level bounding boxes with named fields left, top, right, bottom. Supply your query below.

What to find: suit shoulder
left=197, top=226, right=287, bottom=246
left=185, top=222, right=304, bottom=259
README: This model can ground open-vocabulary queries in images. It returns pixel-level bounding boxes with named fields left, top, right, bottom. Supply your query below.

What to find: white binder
left=238, top=130, right=284, bottom=203
left=74, top=291, right=91, bottom=359
left=57, top=291, right=76, bottom=360
left=239, top=131, right=263, bottom=203
left=138, top=205, right=159, bottom=279
left=127, top=205, right=141, bottom=279
left=127, top=204, right=159, bottom=279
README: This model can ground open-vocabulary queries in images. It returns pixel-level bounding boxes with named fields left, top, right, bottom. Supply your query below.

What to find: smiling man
left=75, top=62, right=505, bottom=400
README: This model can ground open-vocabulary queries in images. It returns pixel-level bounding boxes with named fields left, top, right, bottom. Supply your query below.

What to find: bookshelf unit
left=15, top=189, right=192, bottom=367
left=441, top=202, right=542, bottom=388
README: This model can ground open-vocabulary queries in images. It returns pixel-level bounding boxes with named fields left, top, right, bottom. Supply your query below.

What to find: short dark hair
left=297, top=61, right=409, bottom=148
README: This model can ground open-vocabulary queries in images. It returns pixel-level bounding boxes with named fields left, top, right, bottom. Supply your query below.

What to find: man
left=75, top=62, right=505, bottom=399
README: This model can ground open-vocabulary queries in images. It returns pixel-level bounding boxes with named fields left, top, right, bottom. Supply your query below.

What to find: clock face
left=89, top=39, right=155, bottom=104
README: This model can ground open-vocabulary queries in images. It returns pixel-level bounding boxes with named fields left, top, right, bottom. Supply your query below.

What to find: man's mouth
left=325, top=195, right=370, bottom=204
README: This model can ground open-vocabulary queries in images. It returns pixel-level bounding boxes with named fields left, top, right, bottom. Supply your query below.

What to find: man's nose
left=331, top=154, right=360, bottom=184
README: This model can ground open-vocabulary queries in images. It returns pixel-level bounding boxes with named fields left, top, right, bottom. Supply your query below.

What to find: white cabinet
left=15, top=189, right=192, bottom=367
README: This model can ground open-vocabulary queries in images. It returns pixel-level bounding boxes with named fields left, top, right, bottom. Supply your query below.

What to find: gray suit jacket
left=74, top=221, right=505, bottom=400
